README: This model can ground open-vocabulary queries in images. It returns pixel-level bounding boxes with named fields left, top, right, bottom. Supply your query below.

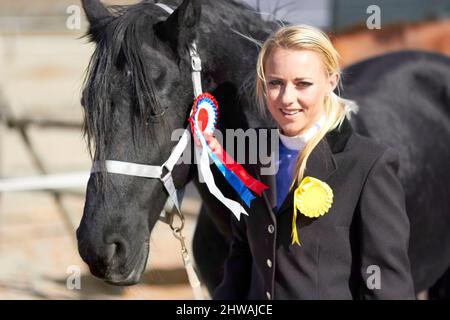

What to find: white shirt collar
left=277, top=114, right=326, bottom=151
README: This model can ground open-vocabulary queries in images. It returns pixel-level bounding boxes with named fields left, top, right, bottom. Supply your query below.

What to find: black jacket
left=213, top=118, right=415, bottom=300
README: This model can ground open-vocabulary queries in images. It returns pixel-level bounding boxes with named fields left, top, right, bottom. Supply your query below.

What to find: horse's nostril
left=105, top=234, right=128, bottom=262
left=105, top=243, right=118, bottom=263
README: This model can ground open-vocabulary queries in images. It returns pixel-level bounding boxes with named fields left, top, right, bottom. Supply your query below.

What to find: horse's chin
left=101, top=242, right=149, bottom=286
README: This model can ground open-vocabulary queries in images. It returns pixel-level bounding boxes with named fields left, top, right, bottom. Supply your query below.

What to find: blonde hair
left=256, top=25, right=353, bottom=187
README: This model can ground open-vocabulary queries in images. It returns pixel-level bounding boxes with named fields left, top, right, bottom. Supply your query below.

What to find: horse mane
left=82, top=2, right=170, bottom=159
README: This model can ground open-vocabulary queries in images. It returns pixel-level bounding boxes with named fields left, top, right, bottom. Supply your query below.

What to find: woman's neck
left=278, top=114, right=326, bottom=151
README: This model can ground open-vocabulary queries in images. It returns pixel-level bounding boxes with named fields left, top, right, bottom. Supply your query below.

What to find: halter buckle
left=160, top=165, right=171, bottom=183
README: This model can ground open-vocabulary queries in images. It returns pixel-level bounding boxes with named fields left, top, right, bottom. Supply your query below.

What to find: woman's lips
left=279, top=108, right=303, bottom=118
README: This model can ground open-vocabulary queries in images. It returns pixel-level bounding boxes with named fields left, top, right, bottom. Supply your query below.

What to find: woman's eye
left=268, top=80, right=282, bottom=86
left=296, top=81, right=312, bottom=87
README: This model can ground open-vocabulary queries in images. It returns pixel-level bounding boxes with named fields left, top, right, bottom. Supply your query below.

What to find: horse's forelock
left=82, top=2, right=171, bottom=162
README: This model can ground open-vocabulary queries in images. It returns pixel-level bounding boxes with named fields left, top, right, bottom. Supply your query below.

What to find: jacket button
left=266, top=259, right=272, bottom=268
left=268, top=224, right=275, bottom=234
left=266, top=291, right=271, bottom=300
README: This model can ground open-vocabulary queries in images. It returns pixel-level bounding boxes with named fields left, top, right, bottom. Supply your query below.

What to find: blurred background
left=0, top=0, right=449, bottom=299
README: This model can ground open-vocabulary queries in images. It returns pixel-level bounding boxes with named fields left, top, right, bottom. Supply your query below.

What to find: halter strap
left=91, top=127, right=190, bottom=213
left=154, top=2, right=174, bottom=14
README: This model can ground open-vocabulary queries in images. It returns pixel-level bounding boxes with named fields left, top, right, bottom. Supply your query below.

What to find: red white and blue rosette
left=189, top=93, right=219, bottom=143
left=188, top=93, right=269, bottom=217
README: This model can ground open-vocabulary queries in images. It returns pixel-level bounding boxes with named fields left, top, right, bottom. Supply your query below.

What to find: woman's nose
left=281, top=84, right=296, bottom=106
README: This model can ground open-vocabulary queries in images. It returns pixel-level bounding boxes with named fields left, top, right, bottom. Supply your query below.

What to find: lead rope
left=154, top=2, right=205, bottom=300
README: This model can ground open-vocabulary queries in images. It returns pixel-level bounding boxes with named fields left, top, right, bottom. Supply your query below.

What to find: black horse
left=77, top=0, right=450, bottom=297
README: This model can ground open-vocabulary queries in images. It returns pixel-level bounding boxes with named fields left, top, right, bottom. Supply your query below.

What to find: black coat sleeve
left=213, top=212, right=252, bottom=300
left=357, top=147, right=416, bottom=299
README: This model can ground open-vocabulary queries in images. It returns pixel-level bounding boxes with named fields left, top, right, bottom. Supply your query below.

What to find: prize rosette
left=291, top=176, right=334, bottom=245
left=188, top=93, right=269, bottom=212
left=189, top=93, right=219, bottom=144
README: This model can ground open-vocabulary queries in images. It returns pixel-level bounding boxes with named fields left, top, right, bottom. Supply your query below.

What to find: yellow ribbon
left=292, top=176, right=334, bottom=246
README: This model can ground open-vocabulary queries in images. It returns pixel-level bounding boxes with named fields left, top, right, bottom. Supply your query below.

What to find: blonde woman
left=214, top=25, right=415, bottom=300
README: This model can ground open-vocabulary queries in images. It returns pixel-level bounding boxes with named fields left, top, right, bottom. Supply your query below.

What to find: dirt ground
left=0, top=29, right=209, bottom=299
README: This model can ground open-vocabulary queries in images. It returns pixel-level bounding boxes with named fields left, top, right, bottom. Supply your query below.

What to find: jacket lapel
left=251, top=128, right=278, bottom=213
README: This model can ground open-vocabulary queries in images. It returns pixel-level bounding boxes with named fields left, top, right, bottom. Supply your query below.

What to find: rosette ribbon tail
left=195, top=121, right=256, bottom=207
left=217, top=148, right=269, bottom=197
left=194, top=136, right=249, bottom=221
left=291, top=202, right=302, bottom=246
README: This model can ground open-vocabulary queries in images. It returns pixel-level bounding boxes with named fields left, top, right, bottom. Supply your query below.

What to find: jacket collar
left=253, top=117, right=353, bottom=215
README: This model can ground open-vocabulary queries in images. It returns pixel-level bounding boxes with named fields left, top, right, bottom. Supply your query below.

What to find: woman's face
left=264, top=47, right=338, bottom=137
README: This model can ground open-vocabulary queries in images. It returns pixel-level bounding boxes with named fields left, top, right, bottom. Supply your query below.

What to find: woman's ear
left=328, top=72, right=339, bottom=93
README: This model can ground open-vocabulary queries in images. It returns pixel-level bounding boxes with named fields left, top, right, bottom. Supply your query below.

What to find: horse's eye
left=154, top=69, right=166, bottom=83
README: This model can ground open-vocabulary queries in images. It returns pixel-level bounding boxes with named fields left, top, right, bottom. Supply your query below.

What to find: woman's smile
left=279, top=108, right=304, bottom=119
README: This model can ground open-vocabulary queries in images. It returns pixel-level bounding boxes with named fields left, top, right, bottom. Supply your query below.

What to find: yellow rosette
left=291, top=176, right=334, bottom=246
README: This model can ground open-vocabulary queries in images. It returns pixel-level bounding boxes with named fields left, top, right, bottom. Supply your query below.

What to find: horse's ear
left=81, top=0, right=111, bottom=26
left=154, top=0, right=202, bottom=54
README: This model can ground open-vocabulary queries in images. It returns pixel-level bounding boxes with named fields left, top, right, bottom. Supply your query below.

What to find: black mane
left=83, top=2, right=168, bottom=159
